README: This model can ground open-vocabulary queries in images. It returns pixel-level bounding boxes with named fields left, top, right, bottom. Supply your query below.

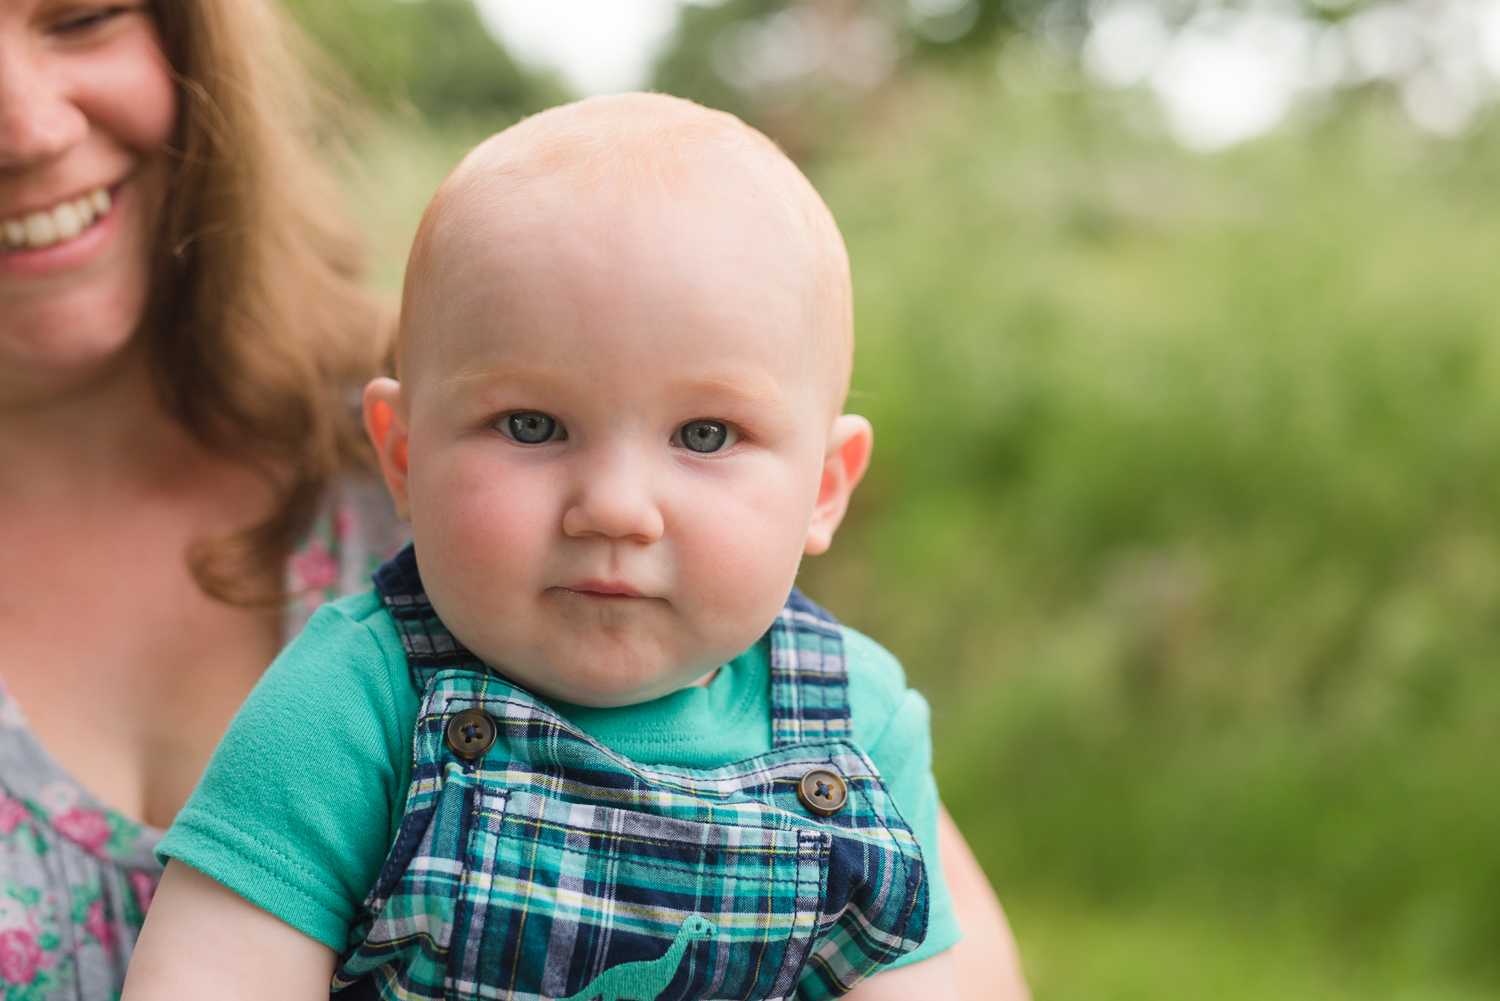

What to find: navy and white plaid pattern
left=333, top=545, right=928, bottom=1000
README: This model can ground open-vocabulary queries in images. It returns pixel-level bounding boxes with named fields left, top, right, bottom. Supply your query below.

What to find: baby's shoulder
left=840, top=624, right=906, bottom=691
left=316, top=587, right=391, bottom=630
left=840, top=625, right=928, bottom=749
left=287, top=589, right=398, bottom=656
left=265, top=589, right=409, bottom=706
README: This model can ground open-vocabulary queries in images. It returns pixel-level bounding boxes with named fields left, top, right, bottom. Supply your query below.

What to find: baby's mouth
left=560, top=580, right=648, bottom=600
left=0, top=187, right=113, bottom=253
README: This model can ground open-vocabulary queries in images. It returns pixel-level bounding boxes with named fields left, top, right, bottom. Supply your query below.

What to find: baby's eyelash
left=673, top=419, right=740, bottom=454
left=494, top=411, right=567, bottom=444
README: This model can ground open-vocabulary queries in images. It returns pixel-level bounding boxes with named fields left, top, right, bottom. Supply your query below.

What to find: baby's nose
left=561, top=460, right=665, bottom=543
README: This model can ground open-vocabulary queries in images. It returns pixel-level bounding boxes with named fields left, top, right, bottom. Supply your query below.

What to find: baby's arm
left=844, top=951, right=959, bottom=1000
left=122, top=859, right=336, bottom=1000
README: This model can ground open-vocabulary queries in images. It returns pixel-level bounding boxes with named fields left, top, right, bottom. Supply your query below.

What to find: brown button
left=445, top=708, right=497, bottom=760
left=797, top=768, right=848, bottom=817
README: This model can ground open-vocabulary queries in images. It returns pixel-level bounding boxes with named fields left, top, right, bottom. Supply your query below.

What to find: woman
left=0, top=0, right=392, bottom=990
left=0, top=0, right=1026, bottom=994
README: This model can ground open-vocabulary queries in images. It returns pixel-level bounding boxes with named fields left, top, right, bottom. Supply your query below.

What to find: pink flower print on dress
left=51, top=808, right=111, bottom=854
left=0, top=928, right=42, bottom=984
left=288, top=537, right=340, bottom=595
left=0, top=797, right=27, bottom=836
left=0, top=894, right=29, bottom=933
left=37, top=780, right=79, bottom=815
left=128, top=871, right=157, bottom=915
left=82, top=899, right=115, bottom=959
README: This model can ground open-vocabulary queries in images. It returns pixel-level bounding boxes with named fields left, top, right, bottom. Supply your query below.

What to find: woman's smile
left=1, top=183, right=113, bottom=251
left=0, top=180, right=125, bottom=279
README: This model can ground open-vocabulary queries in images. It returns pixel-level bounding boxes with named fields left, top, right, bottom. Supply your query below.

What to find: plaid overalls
left=333, top=545, right=928, bottom=1000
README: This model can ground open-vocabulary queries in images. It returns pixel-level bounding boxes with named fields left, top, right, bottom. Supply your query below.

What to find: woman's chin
left=0, top=214, right=151, bottom=403
left=0, top=306, right=145, bottom=407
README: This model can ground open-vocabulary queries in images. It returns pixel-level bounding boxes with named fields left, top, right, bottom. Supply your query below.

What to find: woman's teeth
left=0, top=188, right=112, bottom=251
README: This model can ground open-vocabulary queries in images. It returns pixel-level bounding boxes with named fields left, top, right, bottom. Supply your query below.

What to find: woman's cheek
left=78, top=26, right=179, bottom=151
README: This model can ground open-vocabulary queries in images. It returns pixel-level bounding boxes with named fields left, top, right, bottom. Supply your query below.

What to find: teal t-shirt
left=158, top=590, right=961, bottom=971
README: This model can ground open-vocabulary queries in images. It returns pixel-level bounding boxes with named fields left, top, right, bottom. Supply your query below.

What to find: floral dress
left=0, top=479, right=407, bottom=1000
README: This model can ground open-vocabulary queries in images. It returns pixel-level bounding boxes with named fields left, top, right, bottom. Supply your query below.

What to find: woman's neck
left=0, top=341, right=205, bottom=499
left=0, top=338, right=287, bottom=829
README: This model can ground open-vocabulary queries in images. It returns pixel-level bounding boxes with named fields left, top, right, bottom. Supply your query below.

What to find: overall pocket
left=454, top=788, right=830, bottom=1001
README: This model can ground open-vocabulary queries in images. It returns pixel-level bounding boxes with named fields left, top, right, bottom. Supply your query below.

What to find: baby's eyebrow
left=444, top=363, right=560, bottom=392
left=677, top=372, right=791, bottom=414
left=444, top=364, right=793, bottom=418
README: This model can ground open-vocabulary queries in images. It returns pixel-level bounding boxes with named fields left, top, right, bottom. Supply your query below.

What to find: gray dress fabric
left=0, top=479, right=406, bottom=999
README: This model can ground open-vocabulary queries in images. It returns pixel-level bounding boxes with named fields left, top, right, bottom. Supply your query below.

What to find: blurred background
left=291, top=0, right=1500, bottom=995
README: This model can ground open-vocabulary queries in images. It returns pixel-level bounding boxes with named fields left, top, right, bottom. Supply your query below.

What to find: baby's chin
left=497, top=667, right=714, bottom=709
left=475, top=640, right=725, bottom=709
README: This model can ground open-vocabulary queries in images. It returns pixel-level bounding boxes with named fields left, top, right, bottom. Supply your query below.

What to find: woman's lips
left=1, top=186, right=113, bottom=252
left=0, top=182, right=126, bottom=279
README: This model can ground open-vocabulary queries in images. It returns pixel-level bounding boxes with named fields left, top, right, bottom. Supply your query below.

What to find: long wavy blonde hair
left=146, top=0, right=389, bottom=605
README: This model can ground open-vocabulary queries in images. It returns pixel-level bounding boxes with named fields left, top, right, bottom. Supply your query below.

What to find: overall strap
left=371, top=543, right=486, bottom=691
left=769, top=588, right=851, bottom=746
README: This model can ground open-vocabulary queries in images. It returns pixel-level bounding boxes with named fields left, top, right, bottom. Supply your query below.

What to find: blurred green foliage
left=789, top=66, right=1500, bottom=996
left=652, top=0, right=1375, bottom=158
left=283, top=0, right=566, bottom=119
left=653, top=0, right=772, bottom=125
left=652, top=0, right=1079, bottom=155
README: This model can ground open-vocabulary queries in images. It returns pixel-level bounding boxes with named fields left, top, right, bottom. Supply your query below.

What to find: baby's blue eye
left=679, top=420, right=733, bottom=453
left=501, top=412, right=564, bottom=444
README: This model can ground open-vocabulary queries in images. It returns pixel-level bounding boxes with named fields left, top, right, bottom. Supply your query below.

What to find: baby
left=125, top=94, right=960, bottom=1000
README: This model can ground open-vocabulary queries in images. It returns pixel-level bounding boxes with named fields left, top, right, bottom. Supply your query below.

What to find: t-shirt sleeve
left=843, top=627, right=963, bottom=970
left=156, top=593, right=414, bottom=952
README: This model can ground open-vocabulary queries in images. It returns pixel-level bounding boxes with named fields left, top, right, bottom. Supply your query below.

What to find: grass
left=347, top=69, right=1500, bottom=999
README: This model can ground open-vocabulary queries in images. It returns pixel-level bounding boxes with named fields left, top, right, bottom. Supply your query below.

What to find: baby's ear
left=363, top=378, right=412, bottom=521
left=805, top=415, right=874, bottom=556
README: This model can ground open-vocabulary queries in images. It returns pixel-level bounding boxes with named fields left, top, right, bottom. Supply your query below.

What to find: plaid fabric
left=333, top=545, right=928, bottom=1000
left=769, top=592, right=852, bottom=747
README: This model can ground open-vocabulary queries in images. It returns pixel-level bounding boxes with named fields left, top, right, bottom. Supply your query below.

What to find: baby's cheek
left=412, top=446, right=558, bottom=585
left=672, top=486, right=805, bottom=635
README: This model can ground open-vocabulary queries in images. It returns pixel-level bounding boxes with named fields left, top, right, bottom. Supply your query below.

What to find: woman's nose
left=0, top=39, right=90, bottom=169
left=561, top=455, right=666, bottom=544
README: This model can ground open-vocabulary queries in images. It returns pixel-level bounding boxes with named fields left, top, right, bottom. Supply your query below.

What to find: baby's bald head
left=398, top=93, right=853, bottom=413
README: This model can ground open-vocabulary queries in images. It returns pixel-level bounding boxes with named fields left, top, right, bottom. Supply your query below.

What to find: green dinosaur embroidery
left=556, top=914, right=718, bottom=1001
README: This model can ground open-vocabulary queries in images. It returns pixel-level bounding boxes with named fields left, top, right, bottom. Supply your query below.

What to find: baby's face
left=374, top=181, right=862, bottom=707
